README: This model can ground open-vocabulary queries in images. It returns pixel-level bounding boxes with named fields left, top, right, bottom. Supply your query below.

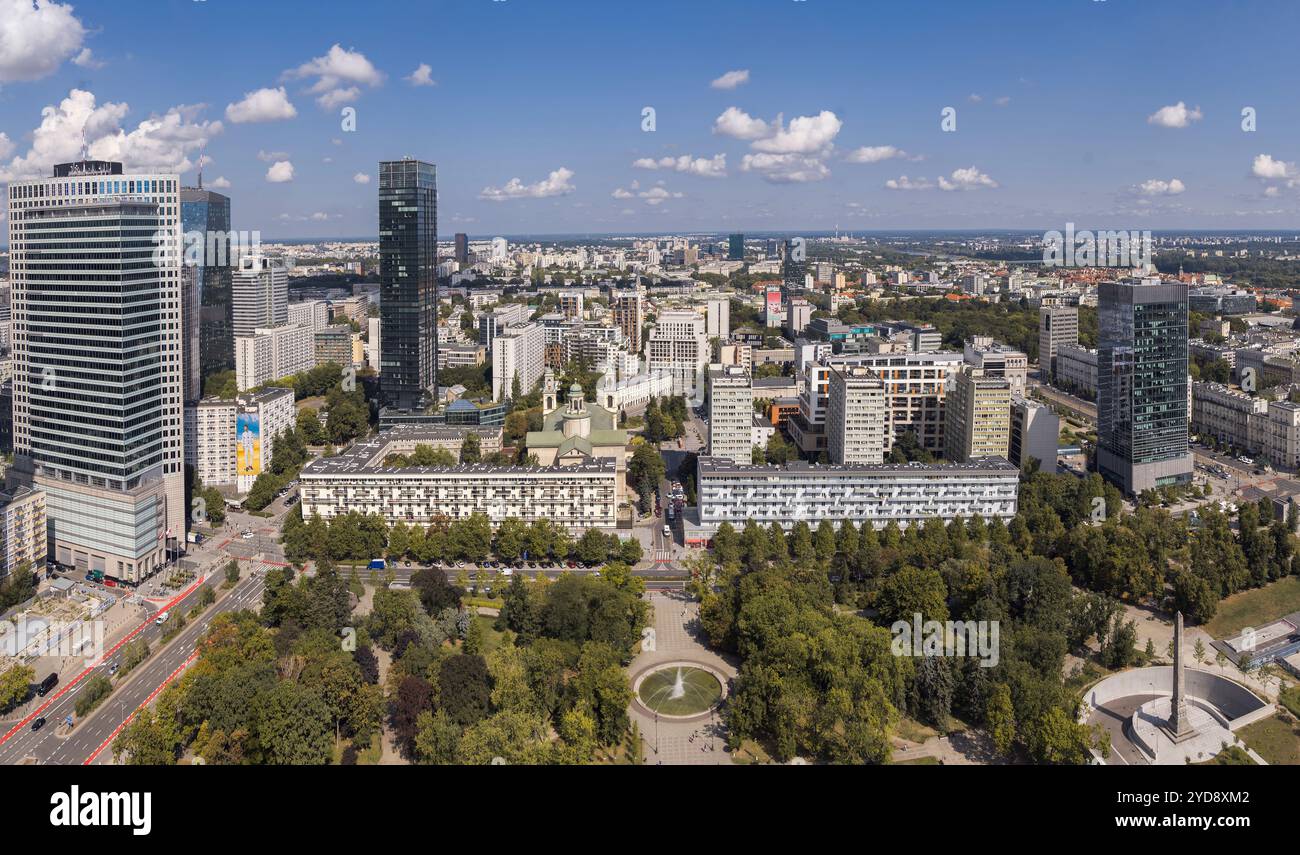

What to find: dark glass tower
left=180, top=187, right=233, bottom=391
left=728, top=233, right=744, bottom=261
left=1096, top=277, right=1193, bottom=494
left=454, top=232, right=469, bottom=266
left=379, top=159, right=437, bottom=411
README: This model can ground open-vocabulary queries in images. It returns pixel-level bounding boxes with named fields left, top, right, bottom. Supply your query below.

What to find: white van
left=154, top=610, right=170, bottom=626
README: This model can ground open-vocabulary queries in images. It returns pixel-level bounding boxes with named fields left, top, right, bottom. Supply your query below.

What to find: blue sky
left=1, top=0, right=1298, bottom=237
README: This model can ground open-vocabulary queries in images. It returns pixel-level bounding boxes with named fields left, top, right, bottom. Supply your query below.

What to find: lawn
left=893, top=755, right=942, bottom=765
left=1239, top=714, right=1300, bottom=765
left=1194, top=745, right=1256, bottom=765
left=1204, top=576, right=1300, bottom=639
left=472, top=615, right=507, bottom=656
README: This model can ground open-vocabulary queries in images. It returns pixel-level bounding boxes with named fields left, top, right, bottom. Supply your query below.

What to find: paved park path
left=627, top=589, right=738, bottom=765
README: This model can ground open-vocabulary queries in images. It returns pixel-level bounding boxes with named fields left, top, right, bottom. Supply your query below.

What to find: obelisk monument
left=1166, top=611, right=1194, bottom=740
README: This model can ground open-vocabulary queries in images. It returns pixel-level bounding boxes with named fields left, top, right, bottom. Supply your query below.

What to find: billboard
left=236, top=409, right=261, bottom=477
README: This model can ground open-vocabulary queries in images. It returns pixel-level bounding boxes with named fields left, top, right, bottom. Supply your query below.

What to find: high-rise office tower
left=181, top=265, right=202, bottom=402
left=827, top=364, right=887, bottom=464
left=180, top=186, right=233, bottom=387
left=7, top=160, right=186, bottom=582
left=613, top=288, right=643, bottom=354
left=728, top=233, right=745, bottom=261
left=707, top=365, right=753, bottom=461
left=944, top=366, right=1011, bottom=463
left=492, top=322, right=544, bottom=402
left=454, top=232, right=469, bottom=266
left=1097, top=278, right=1193, bottom=494
left=1039, top=303, right=1079, bottom=381
left=706, top=298, right=730, bottom=340
left=231, top=255, right=288, bottom=336
left=379, top=159, right=438, bottom=412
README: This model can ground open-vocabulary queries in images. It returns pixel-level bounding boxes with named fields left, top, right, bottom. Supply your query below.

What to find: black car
left=31, top=717, right=46, bottom=732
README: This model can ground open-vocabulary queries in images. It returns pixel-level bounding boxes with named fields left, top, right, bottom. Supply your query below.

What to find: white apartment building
left=693, top=457, right=1020, bottom=533
left=1009, top=394, right=1060, bottom=473
left=706, top=298, right=730, bottom=340
left=791, top=351, right=964, bottom=457
left=1189, top=381, right=1300, bottom=468
left=827, top=364, right=887, bottom=464
left=300, top=436, right=618, bottom=531
left=367, top=316, right=382, bottom=370
left=1190, top=381, right=1267, bottom=450
left=492, top=321, right=545, bottom=401
left=1039, top=304, right=1079, bottom=380
left=707, top=365, right=754, bottom=461
left=0, top=486, right=47, bottom=579
left=944, top=366, right=1011, bottom=463
left=596, top=369, right=675, bottom=414
left=232, top=255, right=288, bottom=336
left=288, top=299, right=329, bottom=332
left=648, top=309, right=709, bottom=392
left=189, top=387, right=295, bottom=492
left=963, top=336, right=1028, bottom=396
left=1056, top=344, right=1098, bottom=398
left=235, top=323, right=315, bottom=391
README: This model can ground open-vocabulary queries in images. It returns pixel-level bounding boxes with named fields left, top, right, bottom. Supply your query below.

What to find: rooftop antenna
left=197, top=142, right=205, bottom=189
left=79, top=123, right=88, bottom=161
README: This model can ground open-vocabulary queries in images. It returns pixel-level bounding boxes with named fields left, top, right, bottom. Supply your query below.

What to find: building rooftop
left=697, top=456, right=1019, bottom=476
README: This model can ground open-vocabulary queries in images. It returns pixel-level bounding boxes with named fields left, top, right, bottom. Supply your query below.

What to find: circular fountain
left=634, top=663, right=724, bottom=718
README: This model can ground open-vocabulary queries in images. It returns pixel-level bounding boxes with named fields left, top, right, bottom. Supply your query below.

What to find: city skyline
left=1, top=0, right=1299, bottom=238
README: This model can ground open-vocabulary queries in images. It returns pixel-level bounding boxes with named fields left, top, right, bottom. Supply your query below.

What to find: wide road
left=0, top=567, right=269, bottom=765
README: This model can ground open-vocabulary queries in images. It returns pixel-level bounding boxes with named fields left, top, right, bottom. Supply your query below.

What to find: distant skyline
left=2, top=0, right=1299, bottom=236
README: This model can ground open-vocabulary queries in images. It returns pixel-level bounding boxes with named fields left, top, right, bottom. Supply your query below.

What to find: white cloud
left=0, top=0, right=86, bottom=83
left=638, top=186, right=683, bottom=206
left=710, top=69, right=750, bottom=90
left=0, top=132, right=14, bottom=160
left=611, top=187, right=634, bottom=199
left=266, top=160, right=295, bottom=183
left=1252, top=153, right=1295, bottom=180
left=995, top=96, right=1011, bottom=107
left=751, top=110, right=841, bottom=154
left=72, top=47, right=104, bottom=70
left=316, top=86, right=359, bottom=109
left=845, top=145, right=913, bottom=164
left=284, top=44, right=385, bottom=109
left=740, top=152, right=830, bottom=184
left=352, top=172, right=370, bottom=184
left=1136, top=178, right=1186, bottom=196
left=479, top=167, right=575, bottom=201
left=257, top=149, right=289, bottom=162
left=967, top=93, right=983, bottom=104
left=226, top=87, right=297, bottom=123
left=885, top=175, right=935, bottom=191
left=0, top=89, right=221, bottom=181
left=406, top=63, right=436, bottom=86
left=631, top=154, right=726, bottom=178
left=1147, top=101, right=1203, bottom=128
left=938, top=166, right=998, bottom=191
left=1264, top=186, right=1280, bottom=198
left=713, top=106, right=772, bottom=141
left=209, top=176, right=231, bottom=189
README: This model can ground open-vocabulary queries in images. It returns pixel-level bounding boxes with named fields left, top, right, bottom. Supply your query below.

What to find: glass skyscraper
left=378, top=159, right=437, bottom=412
left=7, top=160, right=187, bottom=582
left=180, top=186, right=233, bottom=390
left=728, top=233, right=744, bottom=261
left=1097, top=277, right=1193, bottom=494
